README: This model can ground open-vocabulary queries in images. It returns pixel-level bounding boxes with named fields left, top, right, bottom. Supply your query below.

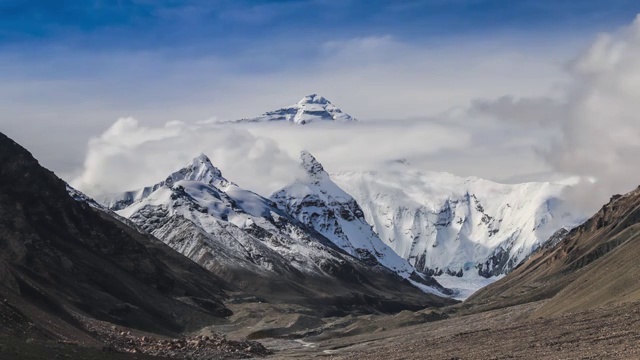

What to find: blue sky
left=3, top=0, right=640, bottom=53
left=2, top=0, right=638, bottom=99
left=3, top=0, right=639, bottom=82
left=2, top=0, right=640, bottom=188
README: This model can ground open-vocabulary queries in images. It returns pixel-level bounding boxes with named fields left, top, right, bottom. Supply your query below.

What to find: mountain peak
left=272, top=150, right=421, bottom=283
left=300, top=151, right=327, bottom=176
left=165, top=153, right=230, bottom=187
left=235, top=95, right=356, bottom=125
left=298, top=94, right=330, bottom=105
left=100, top=153, right=232, bottom=210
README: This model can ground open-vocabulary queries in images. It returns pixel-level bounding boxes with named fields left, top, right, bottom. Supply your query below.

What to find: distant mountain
left=465, top=187, right=640, bottom=317
left=231, top=94, right=356, bottom=124
left=331, top=167, right=581, bottom=282
left=0, top=131, right=233, bottom=342
left=103, top=154, right=454, bottom=313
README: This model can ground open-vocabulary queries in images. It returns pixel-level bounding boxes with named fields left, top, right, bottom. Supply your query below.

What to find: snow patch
left=434, top=274, right=504, bottom=300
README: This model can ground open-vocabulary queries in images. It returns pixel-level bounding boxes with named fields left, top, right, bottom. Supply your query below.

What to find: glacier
left=331, top=164, right=581, bottom=279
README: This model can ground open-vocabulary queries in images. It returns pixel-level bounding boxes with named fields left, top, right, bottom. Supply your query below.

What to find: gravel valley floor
left=264, top=300, right=640, bottom=360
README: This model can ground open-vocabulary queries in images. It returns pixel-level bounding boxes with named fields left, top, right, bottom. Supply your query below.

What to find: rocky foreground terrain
left=266, top=300, right=640, bottom=359
left=5, top=293, right=640, bottom=359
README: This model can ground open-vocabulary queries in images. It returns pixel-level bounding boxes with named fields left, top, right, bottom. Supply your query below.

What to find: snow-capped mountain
left=101, top=154, right=233, bottom=211
left=100, top=154, right=452, bottom=302
left=272, top=151, right=414, bottom=279
left=331, top=166, right=581, bottom=279
left=103, top=154, right=345, bottom=278
left=234, top=94, right=356, bottom=124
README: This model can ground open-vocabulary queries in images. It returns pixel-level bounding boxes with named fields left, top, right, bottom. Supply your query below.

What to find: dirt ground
left=263, top=300, right=640, bottom=360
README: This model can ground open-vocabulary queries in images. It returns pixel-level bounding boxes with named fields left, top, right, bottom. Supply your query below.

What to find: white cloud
left=6, top=23, right=617, bottom=215
left=71, top=118, right=300, bottom=197
left=230, top=35, right=573, bottom=120
left=469, top=96, right=566, bottom=126
left=461, top=15, right=640, bottom=212
left=66, top=15, right=640, bottom=219
left=64, top=34, right=583, bottom=198
left=242, top=119, right=472, bottom=170
left=72, top=110, right=558, bottom=201
left=539, top=16, right=640, bottom=210
left=0, top=31, right=581, bottom=192
left=71, top=116, right=477, bottom=197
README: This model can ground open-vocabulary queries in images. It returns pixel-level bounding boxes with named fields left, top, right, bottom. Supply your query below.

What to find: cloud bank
left=1, top=33, right=575, bottom=180
left=468, top=15, right=640, bottom=212
left=546, top=16, right=640, bottom=210
left=70, top=108, right=555, bottom=201
left=71, top=118, right=300, bottom=197
left=72, top=116, right=483, bottom=197
left=61, top=14, right=640, bottom=219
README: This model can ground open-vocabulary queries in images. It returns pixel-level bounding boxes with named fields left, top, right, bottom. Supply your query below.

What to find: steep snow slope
left=332, top=166, right=580, bottom=279
left=233, top=94, right=356, bottom=124
left=101, top=154, right=453, bottom=305
left=272, top=151, right=414, bottom=278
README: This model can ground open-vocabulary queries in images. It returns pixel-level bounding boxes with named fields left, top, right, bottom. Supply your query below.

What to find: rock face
left=331, top=167, right=580, bottom=278
left=104, top=154, right=455, bottom=313
left=234, top=94, right=356, bottom=124
left=271, top=151, right=416, bottom=279
left=0, top=131, right=233, bottom=340
left=466, top=185, right=640, bottom=317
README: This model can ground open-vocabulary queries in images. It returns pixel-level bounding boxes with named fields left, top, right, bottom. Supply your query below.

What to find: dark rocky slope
left=0, top=131, right=234, bottom=342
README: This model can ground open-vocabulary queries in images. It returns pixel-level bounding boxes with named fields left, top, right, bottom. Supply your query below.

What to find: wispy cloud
left=469, top=96, right=566, bottom=126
